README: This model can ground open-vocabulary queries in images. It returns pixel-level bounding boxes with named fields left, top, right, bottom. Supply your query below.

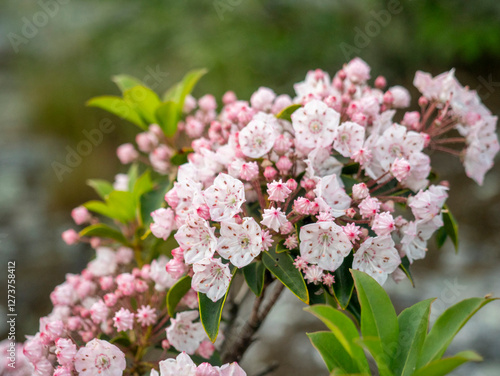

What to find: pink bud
left=276, top=156, right=293, bottom=174
left=351, top=112, right=368, bottom=126
left=263, top=166, right=278, bottom=181
left=90, top=237, right=101, bottom=248
left=402, top=111, right=421, bottom=130
left=286, top=178, right=298, bottom=192
left=197, top=340, right=215, bottom=359
left=332, top=76, right=343, bottom=90
left=61, top=229, right=79, bottom=245
left=383, top=91, right=394, bottom=105
left=239, top=162, right=259, bottom=181
left=301, top=178, right=316, bottom=191
left=337, top=69, right=347, bottom=80
left=346, top=207, right=356, bottom=218
left=116, top=143, right=139, bottom=164
left=418, top=96, right=428, bottom=107
left=171, top=247, right=184, bottom=260
left=103, top=293, right=118, bottom=307
left=280, top=221, right=293, bottom=235
left=149, top=124, right=164, bottom=139
left=391, top=158, right=411, bottom=182
left=161, top=339, right=171, bottom=350
left=375, top=75, right=387, bottom=89
left=198, top=94, right=217, bottom=111
left=222, top=91, right=237, bottom=105
left=165, top=188, right=179, bottom=208
left=136, top=132, right=158, bottom=152
left=71, top=206, right=91, bottom=225
left=305, top=191, right=316, bottom=200
left=273, top=134, right=293, bottom=154
left=99, top=276, right=114, bottom=291
left=352, top=183, right=369, bottom=200
left=196, top=204, right=211, bottom=220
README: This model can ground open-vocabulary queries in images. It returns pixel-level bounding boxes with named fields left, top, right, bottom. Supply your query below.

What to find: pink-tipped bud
left=337, top=69, right=347, bottom=80
left=286, top=178, right=298, bottom=192
left=90, top=237, right=101, bottom=249
left=391, top=158, right=411, bottom=182
left=198, top=94, right=217, bottom=111
left=263, top=166, right=278, bottom=181
left=280, top=221, right=293, bottom=235
left=301, top=178, right=316, bottom=191
left=71, top=206, right=91, bottom=225
left=402, top=111, right=421, bottom=130
left=383, top=91, right=394, bottom=105
left=222, top=91, right=237, bottom=105
left=136, top=132, right=158, bottom=153
left=418, top=96, right=429, bottom=107
left=276, top=156, right=293, bottom=174
left=171, top=247, right=184, bottom=260
left=99, top=276, right=114, bottom=291
left=239, top=162, right=259, bottom=181
left=62, top=229, right=79, bottom=245
left=164, top=188, right=179, bottom=209
left=305, top=191, right=316, bottom=200
left=332, top=76, right=343, bottom=91
left=346, top=207, right=356, bottom=218
left=375, top=75, right=387, bottom=89
left=162, top=340, right=171, bottom=350
left=116, top=143, right=139, bottom=164
left=103, top=293, right=118, bottom=307
left=273, top=134, right=293, bottom=154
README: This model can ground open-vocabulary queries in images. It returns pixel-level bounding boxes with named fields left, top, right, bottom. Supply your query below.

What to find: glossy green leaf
left=262, top=247, right=309, bottom=304
left=242, top=261, right=265, bottom=297
left=442, top=205, right=459, bottom=253
left=355, top=337, right=394, bottom=376
left=86, top=96, right=146, bottom=129
left=162, top=82, right=182, bottom=102
left=166, top=276, right=192, bottom=317
left=308, top=331, right=357, bottom=373
left=399, top=256, right=415, bottom=287
left=87, top=179, right=114, bottom=199
left=276, top=104, right=302, bottom=121
left=79, top=224, right=129, bottom=245
left=127, top=163, right=140, bottom=192
left=133, top=170, right=154, bottom=200
left=413, top=351, right=482, bottom=376
left=418, top=297, right=496, bottom=367
left=124, top=85, right=161, bottom=125
left=351, top=270, right=399, bottom=362
left=156, top=100, right=179, bottom=137
left=112, top=74, right=147, bottom=93
left=393, top=298, right=435, bottom=376
left=84, top=191, right=136, bottom=223
left=305, top=305, right=369, bottom=373
left=341, top=175, right=359, bottom=194
left=435, top=227, right=447, bottom=249
left=175, top=69, right=208, bottom=111
left=199, top=268, right=237, bottom=342
left=332, top=253, right=355, bottom=309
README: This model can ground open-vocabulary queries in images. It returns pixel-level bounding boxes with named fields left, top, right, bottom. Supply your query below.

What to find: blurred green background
left=1, top=0, right=500, bottom=374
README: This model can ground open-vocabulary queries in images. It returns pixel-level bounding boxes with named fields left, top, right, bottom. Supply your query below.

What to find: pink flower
left=116, top=273, right=135, bottom=296
left=294, top=69, right=332, bottom=100
left=322, top=273, right=335, bottom=287
left=204, top=173, right=246, bottom=222
left=292, top=99, right=340, bottom=149
left=166, top=312, right=206, bottom=355
left=55, top=338, right=77, bottom=367
left=150, top=208, right=175, bottom=240
left=239, top=162, right=259, bottom=181
left=261, top=230, right=274, bottom=251
left=352, top=183, right=369, bottom=200
left=388, top=86, right=411, bottom=108
left=371, top=212, right=395, bottom=236
left=192, top=258, right=232, bottom=302
left=218, top=217, right=262, bottom=268
left=136, top=305, right=158, bottom=327
left=358, top=197, right=381, bottom=219
left=150, top=256, right=177, bottom=291
left=116, top=143, right=139, bottom=164
left=115, top=247, right=134, bottom=264
left=238, top=113, right=278, bottom=158
left=299, top=221, right=352, bottom=271
left=113, top=308, right=135, bottom=332
left=90, top=300, right=109, bottom=324
left=284, top=234, right=298, bottom=250
left=261, top=207, right=288, bottom=233
left=391, top=157, right=411, bottom=182
left=198, top=94, right=217, bottom=111
left=197, top=340, right=215, bottom=359
left=250, top=87, right=276, bottom=112
left=136, top=131, right=158, bottom=152
left=175, top=214, right=217, bottom=264
left=344, top=57, right=371, bottom=83
left=276, top=156, right=293, bottom=175
left=343, top=223, right=362, bottom=243
left=71, top=206, right=91, bottom=225
left=74, top=339, right=126, bottom=376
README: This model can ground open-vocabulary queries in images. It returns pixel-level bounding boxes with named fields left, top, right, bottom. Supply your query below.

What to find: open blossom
left=166, top=311, right=206, bottom=354
left=408, top=185, right=448, bottom=224
left=371, top=212, right=395, bottom=236
left=113, top=308, right=134, bottom=332
left=261, top=207, right=288, bottom=232
left=400, top=220, right=436, bottom=263
left=299, top=221, right=352, bottom=271
left=352, top=236, right=401, bottom=285
left=192, top=257, right=232, bottom=302
left=314, top=174, right=351, bottom=217
left=333, top=121, right=365, bottom=157
left=175, top=214, right=217, bottom=264
left=218, top=217, right=262, bottom=268
left=204, top=173, right=246, bottom=222
left=267, top=179, right=292, bottom=202
left=294, top=69, right=331, bottom=100
left=159, top=352, right=197, bottom=376
left=238, top=113, right=278, bottom=158
left=136, top=305, right=158, bottom=327
left=74, top=339, right=126, bottom=376
left=292, top=99, right=340, bottom=149
left=150, top=256, right=177, bottom=291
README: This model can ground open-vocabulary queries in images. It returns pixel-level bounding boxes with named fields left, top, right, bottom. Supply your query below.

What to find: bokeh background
left=1, top=0, right=500, bottom=374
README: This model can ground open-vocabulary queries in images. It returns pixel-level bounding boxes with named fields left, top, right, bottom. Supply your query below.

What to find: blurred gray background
left=1, top=0, right=499, bottom=374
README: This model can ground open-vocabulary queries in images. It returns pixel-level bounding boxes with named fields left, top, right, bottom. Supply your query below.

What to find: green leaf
left=332, top=253, right=355, bottom=309
left=162, top=82, right=182, bottom=102
left=418, top=297, right=497, bottom=367
left=87, top=179, right=114, bottom=199
left=435, top=227, right=447, bottom=249
left=393, top=298, right=435, bottom=376
left=199, top=268, right=237, bottom=342
left=175, top=69, right=208, bottom=110
left=305, top=305, right=369, bottom=373
left=399, top=256, right=415, bottom=287
left=79, top=224, right=129, bottom=245
left=442, top=205, right=459, bottom=253
left=127, top=163, right=140, bottom=192
left=84, top=191, right=137, bottom=223
left=139, top=177, right=171, bottom=227
left=112, top=74, right=147, bottom=93
left=171, top=148, right=193, bottom=166
left=355, top=337, right=394, bottom=376
left=133, top=170, right=154, bottom=200
left=242, top=261, right=265, bottom=297
left=308, top=331, right=358, bottom=373
left=276, top=104, right=302, bottom=122
left=413, top=351, right=482, bottom=376
left=262, top=247, right=309, bottom=304
left=166, top=275, right=192, bottom=317
left=156, top=101, right=179, bottom=137
left=341, top=175, right=359, bottom=194
left=351, top=270, right=399, bottom=362
left=86, top=96, right=147, bottom=129
left=123, top=85, right=162, bottom=125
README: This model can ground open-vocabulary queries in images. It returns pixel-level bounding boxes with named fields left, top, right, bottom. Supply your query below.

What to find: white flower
left=238, top=112, right=278, bottom=158
left=192, top=257, right=232, bottom=302
left=292, top=99, right=340, bottom=149
left=175, top=214, right=217, bottom=264
left=299, top=221, right=352, bottom=271
left=314, top=174, right=351, bottom=217
left=74, top=339, right=126, bottom=376
left=352, top=236, right=401, bottom=285
left=88, top=247, right=117, bottom=277
left=159, top=352, right=197, bottom=376
left=150, top=208, right=175, bottom=240
left=218, top=217, right=262, bottom=268
left=333, top=121, right=365, bottom=158
left=166, top=311, right=206, bottom=354
left=204, top=173, right=246, bottom=222
left=150, top=256, right=177, bottom=291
